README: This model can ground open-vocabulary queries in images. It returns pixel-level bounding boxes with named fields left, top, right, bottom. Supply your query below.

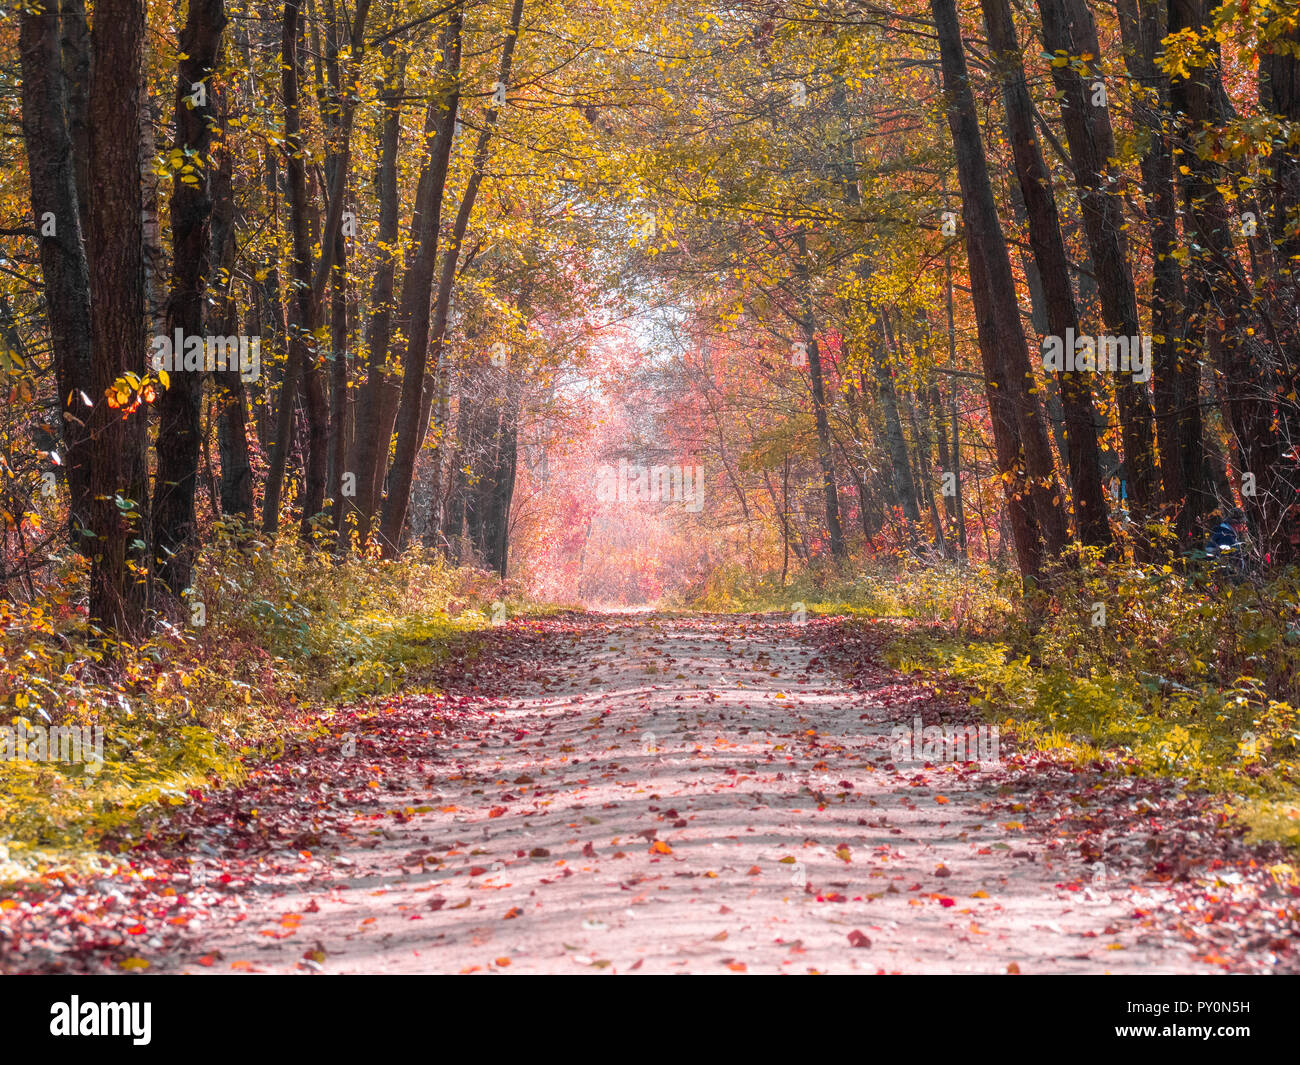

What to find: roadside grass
left=0, top=525, right=540, bottom=884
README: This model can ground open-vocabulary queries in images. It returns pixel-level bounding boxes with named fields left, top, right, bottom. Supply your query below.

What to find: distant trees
left=6, top=0, right=1300, bottom=626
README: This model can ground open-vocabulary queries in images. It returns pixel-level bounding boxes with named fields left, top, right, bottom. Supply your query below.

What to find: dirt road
left=124, top=613, right=1282, bottom=974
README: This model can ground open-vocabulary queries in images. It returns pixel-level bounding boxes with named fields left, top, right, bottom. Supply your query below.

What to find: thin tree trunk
left=211, top=87, right=253, bottom=519
left=1170, top=0, right=1295, bottom=561
left=874, top=311, right=922, bottom=531
left=278, top=0, right=331, bottom=538
left=932, top=0, right=1069, bottom=579
left=376, top=11, right=463, bottom=556
left=983, top=0, right=1111, bottom=549
left=1036, top=0, right=1160, bottom=546
left=346, top=42, right=407, bottom=549
left=1117, top=0, right=1203, bottom=549
left=402, top=0, right=526, bottom=553
left=793, top=227, right=846, bottom=559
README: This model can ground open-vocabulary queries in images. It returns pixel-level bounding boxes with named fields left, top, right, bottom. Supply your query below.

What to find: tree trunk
left=376, top=11, right=463, bottom=556
left=1256, top=11, right=1300, bottom=559
left=1036, top=0, right=1160, bottom=546
left=19, top=5, right=94, bottom=546
left=153, top=0, right=227, bottom=598
left=873, top=313, right=922, bottom=531
left=278, top=0, right=330, bottom=539
left=793, top=228, right=846, bottom=559
left=1117, top=0, right=1204, bottom=549
left=59, top=0, right=91, bottom=237
left=210, top=87, right=253, bottom=520
left=1170, top=0, right=1296, bottom=561
left=932, top=0, right=1069, bottom=578
left=86, top=0, right=147, bottom=634
left=416, top=0, right=527, bottom=551
left=346, top=42, right=407, bottom=549
left=983, top=0, right=1111, bottom=549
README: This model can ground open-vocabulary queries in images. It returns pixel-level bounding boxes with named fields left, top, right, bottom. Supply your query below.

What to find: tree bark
left=375, top=11, right=463, bottom=556
left=1116, top=0, right=1204, bottom=548
left=793, top=228, right=846, bottom=559
left=346, top=42, right=407, bottom=548
left=932, top=0, right=1069, bottom=578
left=982, top=0, right=1111, bottom=549
left=19, top=4, right=94, bottom=547
left=278, top=0, right=330, bottom=539
left=210, top=87, right=253, bottom=520
left=1169, top=0, right=1296, bottom=561
left=153, top=0, right=227, bottom=598
left=1036, top=0, right=1160, bottom=546
left=86, top=0, right=147, bottom=633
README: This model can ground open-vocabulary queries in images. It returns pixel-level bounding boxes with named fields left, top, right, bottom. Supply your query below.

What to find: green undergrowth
left=0, top=525, right=544, bottom=884
left=696, top=554, right=1300, bottom=851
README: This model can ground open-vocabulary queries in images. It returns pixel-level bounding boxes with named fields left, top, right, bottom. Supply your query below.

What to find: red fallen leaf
left=503, top=907, right=522, bottom=919
left=304, top=900, right=320, bottom=913
left=469, top=866, right=488, bottom=876
left=197, top=954, right=216, bottom=967
left=630, top=958, right=643, bottom=970
left=582, top=842, right=597, bottom=858
left=848, top=930, right=872, bottom=948
left=937, top=896, right=956, bottom=907
left=127, top=924, right=146, bottom=935
left=429, top=896, right=447, bottom=911
left=746, top=865, right=762, bottom=876
left=489, top=807, right=507, bottom=818
left=934, top=865, right=952, bottom=878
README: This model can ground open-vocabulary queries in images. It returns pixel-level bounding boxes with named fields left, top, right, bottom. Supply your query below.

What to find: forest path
left=141, top=612, right=1247, bottom=975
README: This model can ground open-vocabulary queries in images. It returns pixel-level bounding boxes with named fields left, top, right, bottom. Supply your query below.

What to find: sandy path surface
left=152, top=613, right=1235, bottom=974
